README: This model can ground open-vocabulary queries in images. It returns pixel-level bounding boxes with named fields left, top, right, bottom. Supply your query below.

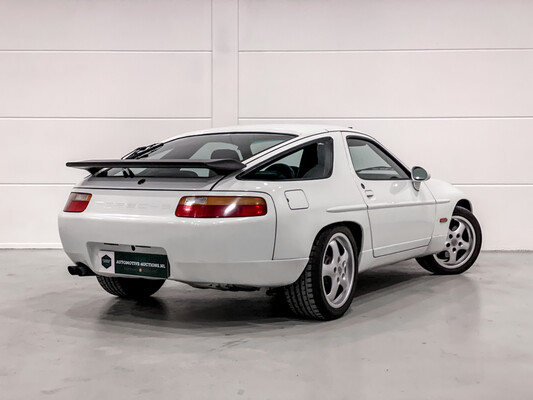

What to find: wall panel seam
left=239, top=48, right=533, bottom=53
left=237, top=0, right=240, bottom=122
left=0, top=50, right=212, bottom=53
left=210, top=0, right=214, bottom=127
left=240, top=116, right=533, bottom=120
left=0, top=117, right=212, bottom=120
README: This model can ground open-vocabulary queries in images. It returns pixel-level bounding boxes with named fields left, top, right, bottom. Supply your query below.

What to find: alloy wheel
left=433, top=216, right=476, bottom=269
left=321, top=233, right=355, bottom=308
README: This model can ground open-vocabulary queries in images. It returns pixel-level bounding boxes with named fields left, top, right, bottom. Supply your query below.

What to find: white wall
left=1, top=0, right=532, bottom=249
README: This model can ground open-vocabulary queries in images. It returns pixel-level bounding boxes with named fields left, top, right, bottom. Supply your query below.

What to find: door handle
left=365, top=190, right=375, bottom=198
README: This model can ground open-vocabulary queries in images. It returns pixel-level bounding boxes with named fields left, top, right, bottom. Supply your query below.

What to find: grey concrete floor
left=0, top=251, right=532, bottom=400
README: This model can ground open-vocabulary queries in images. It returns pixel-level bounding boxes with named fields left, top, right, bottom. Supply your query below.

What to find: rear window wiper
left=123, top=142, right=164, bottom=159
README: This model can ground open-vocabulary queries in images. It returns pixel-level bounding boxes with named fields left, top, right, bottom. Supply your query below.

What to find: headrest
left=210, top=149, right=241, bottom=161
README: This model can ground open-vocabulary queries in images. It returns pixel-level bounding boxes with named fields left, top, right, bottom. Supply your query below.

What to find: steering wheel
left=264, top=163, right=295, bottom=180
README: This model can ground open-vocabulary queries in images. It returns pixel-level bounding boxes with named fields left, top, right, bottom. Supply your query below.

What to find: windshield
left=101, top=132, right=295, bottom=178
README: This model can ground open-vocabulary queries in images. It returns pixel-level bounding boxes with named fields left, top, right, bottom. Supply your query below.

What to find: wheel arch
left=314, top=221, right=363, bottom=259
left=455, top=199, right=473, bottom=212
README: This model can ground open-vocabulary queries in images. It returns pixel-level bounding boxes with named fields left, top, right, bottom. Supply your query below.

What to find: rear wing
left=66, top=159, right=246, bottom=175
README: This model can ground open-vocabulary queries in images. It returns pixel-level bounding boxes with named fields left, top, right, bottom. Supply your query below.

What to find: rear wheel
left=96, top=276, right=165, bottom=299
left=284, top=226, right=358, bottom=320
left=416, top=206, right=482, bottom=275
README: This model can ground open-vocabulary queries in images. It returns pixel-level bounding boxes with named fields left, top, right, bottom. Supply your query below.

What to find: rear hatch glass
left=98, top=133, right=294, bottom=179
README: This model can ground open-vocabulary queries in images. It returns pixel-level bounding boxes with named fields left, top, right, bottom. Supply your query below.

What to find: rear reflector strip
left=176, top=196, right=267, bottom=218
left=64, top=192, right=92, bottom=213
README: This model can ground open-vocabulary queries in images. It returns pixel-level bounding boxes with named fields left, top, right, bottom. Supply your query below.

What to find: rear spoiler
left=66, top=159, right=246, bottom=175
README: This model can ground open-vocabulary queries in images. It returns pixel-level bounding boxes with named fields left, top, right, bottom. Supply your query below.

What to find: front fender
left=422, top=179, right=471, bottom=255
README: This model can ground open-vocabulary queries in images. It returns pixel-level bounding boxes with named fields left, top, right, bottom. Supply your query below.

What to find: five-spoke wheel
left=434, top=215, right=476, bottom=268
left=416, top=206, right=482, bottom=275
left=284, top=226, right=358, bottom=320
left=321, top=233, right=356, bottom=308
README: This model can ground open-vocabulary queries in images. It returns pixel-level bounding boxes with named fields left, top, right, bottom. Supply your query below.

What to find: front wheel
left=96, top=275, right=165, bottom=299
left=416, top=206, right=482, bottom=275
left=284, top=226, right=358, bottom=320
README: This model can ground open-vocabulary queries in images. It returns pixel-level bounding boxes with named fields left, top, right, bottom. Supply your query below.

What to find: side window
left=347, top=138, right=409, bottom=180
left=243, top=138, right=333, bottom=181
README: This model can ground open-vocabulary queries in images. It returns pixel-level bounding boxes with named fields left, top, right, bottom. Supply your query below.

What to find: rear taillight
left=64, top=192, right=92, bottom=213
left=176, top=196, right=267, bottom=218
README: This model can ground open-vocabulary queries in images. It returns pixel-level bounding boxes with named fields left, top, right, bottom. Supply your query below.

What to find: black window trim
left=237, top=136, right=334, bottom=182
left=346, top=135, right=411, bottom=181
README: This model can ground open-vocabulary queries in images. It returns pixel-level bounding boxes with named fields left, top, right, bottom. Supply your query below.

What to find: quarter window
left=347, top=138, right=409, bottom=180
left=242, top=138, right=333, bottom=181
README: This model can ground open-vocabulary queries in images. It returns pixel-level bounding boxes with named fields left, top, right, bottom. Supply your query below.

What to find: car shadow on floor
left=61, top=260, right=478, bottom=336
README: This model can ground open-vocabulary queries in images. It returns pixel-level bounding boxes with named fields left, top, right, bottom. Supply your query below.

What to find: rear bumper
left=58, top=189, right=308, bottom=287
left=63, top=239, right=308, bottom=287
left=90, top=257, right=309, bottom=287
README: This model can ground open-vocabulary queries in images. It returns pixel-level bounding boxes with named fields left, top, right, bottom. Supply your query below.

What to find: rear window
left=101, top=133, right=294, bottom=178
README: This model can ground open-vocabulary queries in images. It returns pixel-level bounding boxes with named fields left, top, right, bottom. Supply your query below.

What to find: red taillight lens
left=64, top=192, right=92, bottom=213
left=176, top=196, right=267, bottom=218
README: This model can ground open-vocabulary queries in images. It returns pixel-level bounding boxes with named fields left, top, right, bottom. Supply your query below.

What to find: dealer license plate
left=98, top=250, right=169, bottom=278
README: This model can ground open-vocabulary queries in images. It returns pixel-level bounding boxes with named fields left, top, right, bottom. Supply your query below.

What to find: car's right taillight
left=176, top=196, right=267, bottom=218
left=63, top=192, right=92, bottom=213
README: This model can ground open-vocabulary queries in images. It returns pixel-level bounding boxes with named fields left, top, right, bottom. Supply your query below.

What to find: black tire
left=96, top=275, right=165, bottom=299
left=416, top=206, right=482, bottom=275
left=284, top=226, right=359, bottom=320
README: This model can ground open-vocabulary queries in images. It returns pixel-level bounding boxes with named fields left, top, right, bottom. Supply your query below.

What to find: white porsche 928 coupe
left=59, top=125, right=482, bottom=320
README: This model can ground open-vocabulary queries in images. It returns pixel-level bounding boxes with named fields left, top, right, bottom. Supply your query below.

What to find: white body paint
left=59, top=125, right=471, bottom=287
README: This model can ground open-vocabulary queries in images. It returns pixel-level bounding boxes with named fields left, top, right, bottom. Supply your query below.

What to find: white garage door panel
left=457, top=186, right=533, bottom=250
left=239, top=118, right=533, bottom=185
left=0, top=0, right=211, bottom=51
left=0, top=119, right=212, bottom=183
left=0, top=52, right=211, bottom=117
left=0, top=185, right=72, bottom=247
left=240, top=0, right=533, bottom=50
left=239, top=51, right=533, bottom=118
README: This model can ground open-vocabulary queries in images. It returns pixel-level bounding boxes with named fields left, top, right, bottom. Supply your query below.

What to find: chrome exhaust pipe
left=67, top=264, right=95, bottom=277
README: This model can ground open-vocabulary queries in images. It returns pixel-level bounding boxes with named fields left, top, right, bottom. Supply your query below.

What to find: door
left=346, top=137, right=436, bottom=257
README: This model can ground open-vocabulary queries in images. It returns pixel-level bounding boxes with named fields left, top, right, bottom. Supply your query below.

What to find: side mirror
left=412, top=166, right=429, bottom=181
left=411, top=166, right=429, bottom=191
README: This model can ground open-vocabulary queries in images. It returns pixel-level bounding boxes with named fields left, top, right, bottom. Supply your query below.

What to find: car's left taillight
left=63, top=192, right=92, bottom=213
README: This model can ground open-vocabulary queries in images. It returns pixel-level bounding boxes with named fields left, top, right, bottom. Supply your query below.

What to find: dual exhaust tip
left=67, top=264, right=95, bottom=277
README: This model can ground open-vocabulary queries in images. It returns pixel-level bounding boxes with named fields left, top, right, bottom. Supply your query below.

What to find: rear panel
left=59, top=188, right=277, bottom=281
